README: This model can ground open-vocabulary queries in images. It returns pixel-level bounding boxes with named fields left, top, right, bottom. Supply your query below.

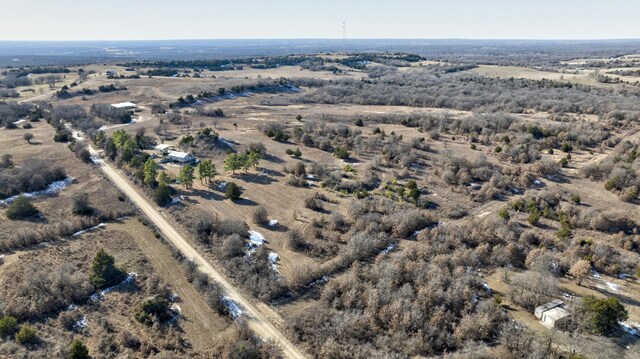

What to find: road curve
left=88, top=148, right=307, bottom=359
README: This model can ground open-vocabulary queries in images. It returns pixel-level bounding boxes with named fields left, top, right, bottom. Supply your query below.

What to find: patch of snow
left=306, top=174, right=315, bottom=180
left=307, top=181, right=313, bottom=186
left=98, top=118, right=136, bottom=131
left=533, top=179, right=542, bottom=185
left=170, top=304, right=181, bottom=314
left=482, top=283, right=492, bottom=295
left=470, top=183, right=481, bottom=189
left=382, top=243, right=396, bottom=254
left=471, top=294, right=479, bottom=305
left=72, top=223, right=106, bottom=237
left=620, top=321, right=640, bottom=337
left=477, top=211, right=491, bottom=218
left=590, top=270, right=602, bottom=279
left=619, top=273, right=631, bottom=279
left=248, top=230, right=265, bottom=246
left=268, top=252, right=279, bottom=272
left=606, top=282, right=619, bottom=292
left=268, top=219, right=278, bottom=227
left=171, top=197, right=180, bottom=204
left=91, top=273, right=137, bottom=302
left=12, top=119, right=26, bottom=125
left=0, top=177, right=73, bottom=204
left=67, top=304, right=78, bottom=311
left=169, top=292, right=180, bottom=302
left=245, top=230, right=266, bottom=257
left=222, top=297, right=242, bottom=319
left=310, top=275, right=330, bottom=287
left=73, top=315, right=88, bottom=330
left=218, top=138, right=236, bottom=148
left=218, top=182, right=228, bottom=191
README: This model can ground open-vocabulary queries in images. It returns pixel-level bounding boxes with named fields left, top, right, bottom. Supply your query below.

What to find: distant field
left=471, top=64, right=613, bottom=87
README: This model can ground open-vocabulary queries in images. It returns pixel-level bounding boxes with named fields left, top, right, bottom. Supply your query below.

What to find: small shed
left=154, top=144, right=174, bottom=155
left=541, top=306, right=570, bottom=329
left=167, top=151, right=194, bottom=163
left=534, top=299, right=564, bottom=319
left=535, top=300, right=570, bottom=329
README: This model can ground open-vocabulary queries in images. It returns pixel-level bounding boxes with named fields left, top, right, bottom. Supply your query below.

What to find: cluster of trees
left=173, top=78, right=298, bottom=108
left=0, top=159, right=66, bottom=200
left=298, top=69, right=640, bottom=119
left=181, top=211, right=286, bottom=301
left=97, top=83, right=127, bottom=92
left=223, top=152, right=260, bottom=174
left=582, top=140, right=639, bottom=202
left=90, top=103, right=132, bottom=124
left=0, top=102, right=43, bottom=128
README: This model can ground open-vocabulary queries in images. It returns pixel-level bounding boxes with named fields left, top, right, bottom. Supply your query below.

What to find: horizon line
left=1, top=37, right=640, bottom=43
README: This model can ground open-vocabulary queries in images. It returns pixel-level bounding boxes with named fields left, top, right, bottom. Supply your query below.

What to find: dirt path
left=87, top=147, right=308, bottom=359
left=109, top=219, right=231, bottom=353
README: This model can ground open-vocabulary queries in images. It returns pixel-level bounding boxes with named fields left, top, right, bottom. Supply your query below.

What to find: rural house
left=167, top=151, right=194, bottom=163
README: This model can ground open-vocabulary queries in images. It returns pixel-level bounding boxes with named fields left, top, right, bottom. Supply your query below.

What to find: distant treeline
left=296, top=65, right=640, bottom=119
left=121, top=53, right=426, bottom=72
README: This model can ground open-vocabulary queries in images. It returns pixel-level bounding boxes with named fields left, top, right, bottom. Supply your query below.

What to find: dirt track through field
left=87, top=147, right=307, bottom=359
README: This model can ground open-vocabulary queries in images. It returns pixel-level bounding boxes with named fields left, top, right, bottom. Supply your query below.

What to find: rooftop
left=167, top=151, right=192, bottom=159
left=111, top=102, right=137, bottom=109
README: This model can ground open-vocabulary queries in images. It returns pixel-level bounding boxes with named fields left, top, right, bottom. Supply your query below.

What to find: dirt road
left=88, top=148, right=307, bottom=359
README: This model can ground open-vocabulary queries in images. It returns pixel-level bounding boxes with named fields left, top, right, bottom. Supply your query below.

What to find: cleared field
left=471, top=64, right=609, bottom=87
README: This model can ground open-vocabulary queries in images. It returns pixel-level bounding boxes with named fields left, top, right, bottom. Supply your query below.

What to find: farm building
left=154, top=144, right=175, bottom=155
left=167, top=151, right=194, bottom=163
left=110, top=101, right=137, bottom=109
left=535, top=300, right=570, bottom=329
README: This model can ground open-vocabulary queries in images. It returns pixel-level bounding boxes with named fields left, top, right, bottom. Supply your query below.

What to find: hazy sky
left=2, top=0, right=639, bottom=41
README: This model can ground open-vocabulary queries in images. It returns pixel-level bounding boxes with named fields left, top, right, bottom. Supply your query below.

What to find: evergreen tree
left=247, top=151, right=260, bottom=168
left=90, top=249, right=126, bottom=289
left=223, top=153, right=243, bottom=174
left=153, top=183, right=172, bottom=206
left=225, top=182, right=242, bottom=200
left=178, top=165, right=195, bottom=189
left=68, top=338, right=90, bottom=359
left=143, top=158, right=158, bottom=187
left=6, top=195, right=39, bottom=220
left=157, top=171, right=171, bottom=187
left=578, top=296, right=627, bottom=334
left=197, top=159, right=217, bottom=183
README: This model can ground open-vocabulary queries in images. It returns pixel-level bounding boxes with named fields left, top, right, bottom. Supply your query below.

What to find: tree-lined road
left=87, top=146, right=307, bottom=359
